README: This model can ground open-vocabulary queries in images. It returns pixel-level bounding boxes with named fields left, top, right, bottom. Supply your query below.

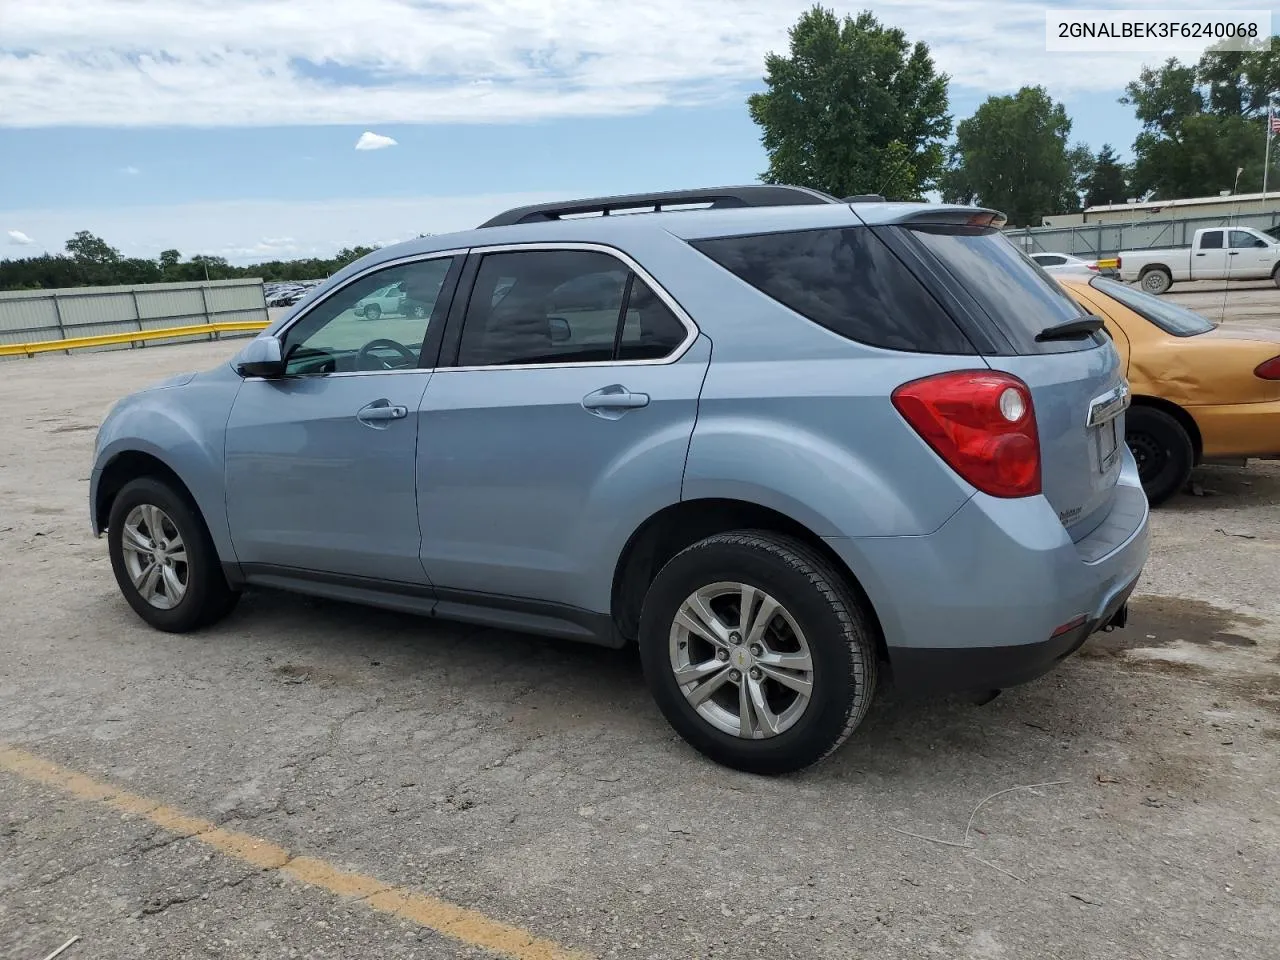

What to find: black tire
left=363, top=302, right=381, bottom=321
left=1271, top=264, right=1280, bottom=289
left=409, top=302, right=428, bottom=319
left=107, top=477, right=239, bottom=632
left=638, top=531, right=877, bottom=775
left=1139, top=267, right=1172, bottom=295
left=1125, top=405, right=1194, bottom=506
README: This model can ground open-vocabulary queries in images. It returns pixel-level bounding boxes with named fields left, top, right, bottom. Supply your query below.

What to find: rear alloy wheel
left=363, top=302, right=382, bottom=321
left=1272, top=264, right=1280, bottom=289
left=1125, top=405, right=1194, bottom=506
left=639, top=531, right=877, bottom=774
left=1139, top=267, right=1172, bottom=295
left=107, top=477, right=239, bottom=632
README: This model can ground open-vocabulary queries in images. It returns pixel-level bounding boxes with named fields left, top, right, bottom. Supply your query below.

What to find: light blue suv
left=91, top=186, right=1149, bottom=773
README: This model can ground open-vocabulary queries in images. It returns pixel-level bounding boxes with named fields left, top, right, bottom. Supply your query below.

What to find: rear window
left=1089, top=276, right=1215, bottom=336
left=903, top=225, right=1101, bottom=353
left=690, top=227, right=975, bottom=354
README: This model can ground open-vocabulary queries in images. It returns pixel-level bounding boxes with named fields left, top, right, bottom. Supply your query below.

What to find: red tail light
left=1255, top=355, right=1280, bottom=380
left=892, top=371, right=1042, bottom=498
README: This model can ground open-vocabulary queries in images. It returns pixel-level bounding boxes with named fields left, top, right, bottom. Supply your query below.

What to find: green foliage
left=1123, top=41, right=1280, bottom=199
left=1080, top=144, right=1132, bottom=209
left=747, top=6, right=951, bottom=199
left=0, top=237, right=381, bottom=291
left=941, top=86, right=1085, bottom=227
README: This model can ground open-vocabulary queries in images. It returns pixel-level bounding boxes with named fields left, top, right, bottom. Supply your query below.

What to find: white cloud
left=2, top=191, right=565, bottom=263
left=355, top=131, right=397, bottom=151
left=120, top=165, right=140, bottom=175
left=0, top=0, right=1249, bottom=128
left=7, top=230, right=35, bottom=245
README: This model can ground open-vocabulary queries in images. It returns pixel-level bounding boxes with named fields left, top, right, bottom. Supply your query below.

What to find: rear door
left=1192, top=229, right=1227, bottom=278
left=894, top=224, right=1127, bottom=537
left=416, top=245, right=708, bottom=611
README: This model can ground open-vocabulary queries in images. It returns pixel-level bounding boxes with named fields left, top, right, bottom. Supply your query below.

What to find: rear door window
left=1199, top=230, right=1224, bottom=249
left=690, top=227, right=975, bottom=354
left=900, top=225, right=1102, bottom=354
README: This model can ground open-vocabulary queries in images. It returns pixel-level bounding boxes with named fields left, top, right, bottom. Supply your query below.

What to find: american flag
left=1271, top=111, right=1280, bottom=135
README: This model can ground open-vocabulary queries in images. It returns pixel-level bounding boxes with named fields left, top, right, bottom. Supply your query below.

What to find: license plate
left=1096, top=418, right=1119, bottom=472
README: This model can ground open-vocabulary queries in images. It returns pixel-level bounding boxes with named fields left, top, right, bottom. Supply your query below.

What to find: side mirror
left=548, top=316, right=573, bottom=343
left=236, top=335, right=287, bottom=378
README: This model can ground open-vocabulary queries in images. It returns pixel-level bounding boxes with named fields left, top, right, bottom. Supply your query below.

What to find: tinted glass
left=458, top=250, right=630, bottom=366
left=1230, top=230, right=1267, bottom=249
left=617, top=277, right=688, bottom=360
left=1200, top=230, right=1224, bottom=249
left=1089, top=276, right=1215, bottom=336
left=691, top=227, right=973, bottom=354
left=1033, top=254, right=1066, bottom=266
left=904, top=225, right=1096, bottom=352
left=282, top=257, right=453, bottom=375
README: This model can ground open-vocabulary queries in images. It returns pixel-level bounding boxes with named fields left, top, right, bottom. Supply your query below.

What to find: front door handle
left=1228, top=251, right=1240, bottom=256
left=582, top=385, right=649, bottom=410
left=357, top=399, right=408, bottom=425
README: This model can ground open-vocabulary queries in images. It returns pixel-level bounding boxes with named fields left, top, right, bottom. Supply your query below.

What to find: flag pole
left=1266, top=101, right=1274, bottom=201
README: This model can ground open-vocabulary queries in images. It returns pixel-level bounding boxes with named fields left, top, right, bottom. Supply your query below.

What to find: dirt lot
left=2, top=333, right=1278, bottom=960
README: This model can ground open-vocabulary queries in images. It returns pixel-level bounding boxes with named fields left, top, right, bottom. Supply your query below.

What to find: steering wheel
left=357, top=338, right=418, bottom=371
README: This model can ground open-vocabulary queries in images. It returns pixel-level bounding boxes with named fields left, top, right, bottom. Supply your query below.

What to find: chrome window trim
left=441, top=240, right=701, bottom=373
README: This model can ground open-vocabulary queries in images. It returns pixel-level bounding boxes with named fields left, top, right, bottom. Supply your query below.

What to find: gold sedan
left=1056, top=274, right=1280, bottom=504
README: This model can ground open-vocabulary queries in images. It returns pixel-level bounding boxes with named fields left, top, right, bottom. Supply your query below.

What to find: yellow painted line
left=0, top=742, right=591, bottom=960
left=0, top=320, right=269, bottom=357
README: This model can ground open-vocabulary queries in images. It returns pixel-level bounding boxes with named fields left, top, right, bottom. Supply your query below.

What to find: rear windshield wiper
left=1035, top=315, right=1104, bottom=342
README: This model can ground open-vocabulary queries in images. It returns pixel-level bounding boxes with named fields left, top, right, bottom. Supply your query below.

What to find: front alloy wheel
left=119, top=504, right=189, bottom=609
left=670, top=582, right=814, bottom=739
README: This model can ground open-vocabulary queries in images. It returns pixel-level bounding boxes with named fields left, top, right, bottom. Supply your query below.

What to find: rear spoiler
left=884, top=207, right=1008, bottom=229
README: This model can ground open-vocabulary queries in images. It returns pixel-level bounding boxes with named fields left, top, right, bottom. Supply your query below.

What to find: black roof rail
left=477, top=185, right=840, bottom=228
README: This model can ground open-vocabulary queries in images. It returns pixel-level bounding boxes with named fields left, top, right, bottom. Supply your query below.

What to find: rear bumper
left=1187, top=400, right=1280, bottom=459
left=824, top=449, right=1150, bottom=696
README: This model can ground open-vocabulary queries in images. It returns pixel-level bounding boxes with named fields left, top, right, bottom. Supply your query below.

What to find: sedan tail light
left=1255, top=355, right=1280, bottom=380
left=892, top=371, right=1041, bottom=498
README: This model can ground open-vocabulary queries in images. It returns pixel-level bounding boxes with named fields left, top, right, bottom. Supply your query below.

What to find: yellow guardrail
left=0, top=320, right=269, bottom=358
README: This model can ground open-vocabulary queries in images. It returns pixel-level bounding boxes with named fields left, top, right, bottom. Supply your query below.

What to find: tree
left=1123, top=40, right=1280, bottom=198
left=158, top=249, right=181, bottom=271
left=1081, top=144, right=1131, bottom=208
left=64, top=231, right=120, bottom=265
left=747, top=6, right=951, bottom=200
left=941, top=86, right=1084, bottom=226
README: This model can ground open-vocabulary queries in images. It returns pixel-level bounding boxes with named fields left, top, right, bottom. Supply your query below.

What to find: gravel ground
left=1, top=335, right=1278, bottom=960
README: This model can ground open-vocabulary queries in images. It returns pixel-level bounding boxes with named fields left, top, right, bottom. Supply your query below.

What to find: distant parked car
left=91, top=185, right=1148, bottom=774
left=354, top=281, right=430, bottom=320
left=1057, top=273, right=1280, bottom=504
left=1118, top=226, right=1280, bottom=294
left=1030, top=252, right=1120, bottom=279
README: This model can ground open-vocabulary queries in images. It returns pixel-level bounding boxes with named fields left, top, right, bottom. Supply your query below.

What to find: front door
left=1228, top=229, right=1273, bottom=278
left=224, top=254, right=460, bottom=583
left=417, top=246, right=709, bottom=613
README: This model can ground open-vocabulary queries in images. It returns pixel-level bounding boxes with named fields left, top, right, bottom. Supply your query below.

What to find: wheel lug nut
left=715, top=649, right=728, bottom=662
left=729, top=669, right=742, bottom=682
left=729, top=632, right=742, bottom=645
left=749, top=667, right=762, bottom=681
left=749, top=644, right=762, bottom=656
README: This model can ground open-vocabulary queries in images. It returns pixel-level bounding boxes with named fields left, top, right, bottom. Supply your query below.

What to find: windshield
left=1089, top=276, right=1215, bottom=336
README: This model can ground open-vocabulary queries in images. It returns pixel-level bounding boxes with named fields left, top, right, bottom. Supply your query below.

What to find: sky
left=0, top=0, right=1269, bottom=263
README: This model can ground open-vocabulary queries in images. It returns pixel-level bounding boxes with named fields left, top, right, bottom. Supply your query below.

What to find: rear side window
left=691, top=227, right=975, bottom=354
left=1199, top=231, right=1224, bottom=249
left=903, top=225, right=1099, bottom=353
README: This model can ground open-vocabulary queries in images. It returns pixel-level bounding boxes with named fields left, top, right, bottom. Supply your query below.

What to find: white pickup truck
left=1119, top=226, right=1280, bottom=295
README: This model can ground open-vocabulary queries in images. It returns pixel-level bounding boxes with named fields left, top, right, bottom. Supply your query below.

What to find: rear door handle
left=357, top=400, right=408, bottom=424
left=583, top=386, right=649, bottom=409
left=582, top=385, right=650, bottom=416
left=1228, top=251, right=1240, bottom=255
